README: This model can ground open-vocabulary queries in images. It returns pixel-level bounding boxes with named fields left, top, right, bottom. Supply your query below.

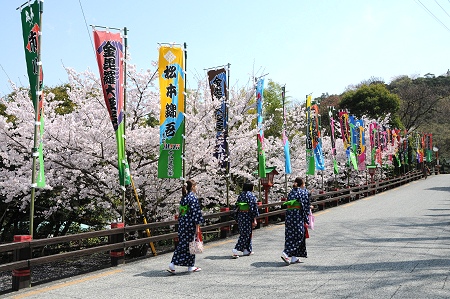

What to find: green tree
left=44, top=84, right=76, bottom=115
left=313, top=93, right=341, bottom=130
left=388, top=75, right=450, bottom=131
left=388, top=75, right=450, bottom=160
left=339, top=83, right=402, bottom=128
left=263, top=80, right=289, bottom=138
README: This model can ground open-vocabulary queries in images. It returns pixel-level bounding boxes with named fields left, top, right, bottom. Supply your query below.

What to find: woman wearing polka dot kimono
left=281, top=177, right=310, bottom=265
left=232, top=182, right=259, bottom=258
left=168, top=180, right=205, bottom=274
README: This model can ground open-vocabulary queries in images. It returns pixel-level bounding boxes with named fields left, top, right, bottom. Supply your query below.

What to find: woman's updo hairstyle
left=243, top=182, right=254, bottom=192
left=182, top=179, right=196, bottom=197
left=293, top=177, right=304, bottom=188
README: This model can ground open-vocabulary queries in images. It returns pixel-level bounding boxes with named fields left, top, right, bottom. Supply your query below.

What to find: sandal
left=189, top=267, right=202, bottom=273
left=166, top=269, right=176, bottom=275
left=281, top=255, right=291, bottom=265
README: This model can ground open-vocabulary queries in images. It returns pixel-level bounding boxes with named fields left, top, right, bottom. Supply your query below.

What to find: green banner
left=333, top=159, right=339, bottom=175
left=37, top=116, right=46, bottom=188
left=306, top=149, right=315, bottom=175
left=305, top=95, right=315, bottom=175
left=21, top=0, right=46, bottom=188
left=115, top=122, right=130, bottom=186
left=350, top=151, right=358, bottom=170
left=426, top=149, right=433, bottom=162
left=257, top=135, right=266, bottom=178
left=21, top=0, right=41, bottom=109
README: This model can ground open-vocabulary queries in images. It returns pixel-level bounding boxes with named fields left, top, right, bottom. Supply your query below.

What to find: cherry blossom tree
left=0, top=63, right=402, bottom=239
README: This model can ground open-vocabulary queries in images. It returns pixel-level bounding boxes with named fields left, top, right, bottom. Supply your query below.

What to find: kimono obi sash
left=283, top=199, right=301, bottom=210
left=179, top=204, right=189, bottom=216
left=236, top=202, right=250, bottom=211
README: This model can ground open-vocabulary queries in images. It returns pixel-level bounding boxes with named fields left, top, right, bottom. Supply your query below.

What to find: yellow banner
left=158, top=46, right=185, bottom=178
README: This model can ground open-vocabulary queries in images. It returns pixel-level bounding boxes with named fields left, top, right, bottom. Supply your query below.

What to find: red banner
left=93, top=30, right=124, bottom=131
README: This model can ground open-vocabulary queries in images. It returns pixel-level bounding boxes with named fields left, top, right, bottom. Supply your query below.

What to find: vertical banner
left=376, top=127, right=382, bottom=166
left=281, top=86, right=291, bottom=174
left=93, top=30, right=130, bottom=186
left=207, top=68, right=228, bottom=169
left=348, top=115, right=358, bottom=170
left=21, top=0, right=46, bottom=188
left=380, top=127, right=388, bottom=152
left=355, top=119, right=366, bottom=170
left=328, top=107, right=339, bottom=174
left=305, top=95, right=315, bottom=175
left=338, top=110, right=351, bottom=165
left=425, top=133, right=433, bottom=162
left=256, top=79, right=266, bottom=178
left=157, top=46, right=185, bottom=178
left=311, top=104, right=325, bottom=171
left=417, top=133, right=424, bottom=163
left=403, top=138, right=409, bottom=165
left=369, top=122, right=377, bottom=166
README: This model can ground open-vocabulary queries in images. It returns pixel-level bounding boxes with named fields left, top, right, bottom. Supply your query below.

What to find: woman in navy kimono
left=168, top=180, right=205, bottom=274
left=232, top=182, right=259, bottom=258
left=281, top=177, right=310, bottom=265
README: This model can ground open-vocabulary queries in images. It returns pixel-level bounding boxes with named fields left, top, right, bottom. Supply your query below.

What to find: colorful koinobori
left=158, top=45, right=185, bottom=179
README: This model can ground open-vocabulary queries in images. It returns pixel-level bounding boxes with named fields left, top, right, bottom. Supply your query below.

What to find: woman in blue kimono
left=281, top=177, right=310, bottom=265
left=168, top=180, right=205, bottom=274
left=232, top=182, right=259, bottom=258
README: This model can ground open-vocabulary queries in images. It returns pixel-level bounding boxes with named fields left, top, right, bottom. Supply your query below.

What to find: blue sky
left=1, top=0, right=450, bottom=103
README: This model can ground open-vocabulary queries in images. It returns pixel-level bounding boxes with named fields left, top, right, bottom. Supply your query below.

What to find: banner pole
left=282, top=86, right=287, bottom=198
left=121, top=27, right=128, bottom=222
left=305, top=95, right=309, bottom=188
left=29, top=0, right=44, bottom=237
left=226, top=63, right=230, bottom=207
left=131, top=175, right=157, bottom=255
left=183, top=42, right=187, bottom=183
left=256, top=78, right=261, bottom=201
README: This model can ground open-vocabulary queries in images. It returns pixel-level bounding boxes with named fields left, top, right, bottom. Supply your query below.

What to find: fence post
left=220, top=207, right=230, bottom=239
left=110, top=223, right=125, bottom=266
left=173, top=215, right=179, bottom=248
left=12, top=235, right=32, bottom=291
left=280, top=197, right=287, bottom=222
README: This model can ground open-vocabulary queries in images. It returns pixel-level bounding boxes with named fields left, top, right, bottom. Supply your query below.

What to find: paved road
left=3, top=174, right=450, bottom=299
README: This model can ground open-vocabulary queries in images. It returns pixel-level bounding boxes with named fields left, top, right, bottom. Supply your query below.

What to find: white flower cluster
left=0, top=65, right=400, bottom=225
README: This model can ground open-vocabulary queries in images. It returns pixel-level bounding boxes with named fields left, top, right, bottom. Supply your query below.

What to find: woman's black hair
left=243, top=182, right=254, bottom=192
left=293, top=177, right=304, bottom=188
left=182, top=180, right=196, bottom=197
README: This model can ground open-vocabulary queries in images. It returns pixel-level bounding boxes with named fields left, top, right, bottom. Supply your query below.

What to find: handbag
left=308, top=210, right=315, bottom=230
left=189, top=226, right=204, bottom=254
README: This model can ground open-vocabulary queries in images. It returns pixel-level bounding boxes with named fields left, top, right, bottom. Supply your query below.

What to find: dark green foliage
left=44, top=84, right=76, bottom=115
left=388, top=75, right=450, bottom=160
left=339, top=83, right=401, bottom=127
left=263, top=80, right=289, bottom=138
